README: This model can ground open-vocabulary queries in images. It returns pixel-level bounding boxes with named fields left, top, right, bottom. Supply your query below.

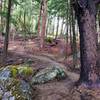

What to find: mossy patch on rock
left=0, top=78, right=34, bottom=100
left=0, top=65, right=36, bottom=80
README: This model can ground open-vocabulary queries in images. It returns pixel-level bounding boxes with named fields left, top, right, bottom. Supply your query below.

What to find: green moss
left=9, top=65, right=34, bottom=78
left=18, top=67, right=33, bottom=77
left=10, top=67, right=18, bottom=78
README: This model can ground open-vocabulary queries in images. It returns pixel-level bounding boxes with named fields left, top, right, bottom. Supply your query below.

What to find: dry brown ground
left=0, top=37, right=100, bottom=100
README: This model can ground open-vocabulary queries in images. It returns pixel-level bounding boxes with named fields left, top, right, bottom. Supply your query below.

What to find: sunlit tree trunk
left=60, top=18, right=64, bottom=38
left=55, top=16, right=59, bottom=39
left=52, top=18, right=55, bottom=37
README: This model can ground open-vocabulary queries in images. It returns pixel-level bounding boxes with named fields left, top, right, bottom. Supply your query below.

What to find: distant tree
left=37, top=0, right=43, bottom=38
left=55, top=16, right=59, bottom=39
left=3, top=0, right=12, bottom=63
left=40, top=0, right=47, bottom=48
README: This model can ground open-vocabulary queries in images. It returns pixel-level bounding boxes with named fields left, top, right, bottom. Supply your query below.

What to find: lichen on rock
left=31, top=66, right=66, bottom=85
left=0, top=65, right=36, bottom=100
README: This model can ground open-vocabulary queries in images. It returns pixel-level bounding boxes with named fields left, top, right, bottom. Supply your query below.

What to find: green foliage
left=45, top=37, right=53, bottom=43
left=0, top=0, right=71, bottom=37
left=10, top=67, right=18, bottom=78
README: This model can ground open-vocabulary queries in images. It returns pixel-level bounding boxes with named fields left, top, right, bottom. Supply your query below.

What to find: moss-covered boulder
left=0, top=78, right=34, bottom=100
left=31, top=66, right=66, bottom=85
left=0, top=65, right=37, bottom=100
left=0, top=65, right=36, bottom=80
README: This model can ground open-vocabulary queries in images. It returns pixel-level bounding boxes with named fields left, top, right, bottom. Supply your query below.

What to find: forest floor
left=0, top=36, right=100, bottom=100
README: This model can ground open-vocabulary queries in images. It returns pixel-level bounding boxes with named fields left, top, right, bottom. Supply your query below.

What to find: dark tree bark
left=72, top=10, right=77, bottom=68
left=74, top=0, right=100, bottom=86
left=2, top=0, right=12, bottom=63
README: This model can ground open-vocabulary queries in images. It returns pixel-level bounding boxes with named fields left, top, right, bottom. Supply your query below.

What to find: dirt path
left=8, top=50, right=79, bottom=100
left=0, top=39, right=81, bottom=100
left=29, top=55, right=79, bottom=100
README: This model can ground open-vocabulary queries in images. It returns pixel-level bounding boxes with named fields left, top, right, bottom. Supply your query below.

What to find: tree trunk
left=0, top=0, right=3, bottom=32
left=2, top=0, right=12, bottom=63
left=23, top=10, right=26, bottom=41
left=2, top=0, right=7, bottom=33
left=69, top=20, right=73, bottom=53
left=55, top=16, right=59, bottom=39
left=52, top=18, right=55, bottom=37
left=71, top=9, right=77, bottom=68
left=60, top=18, right=64, bottom=38
left=45, top=17, right=49, bottom=38
left=37, top=0, right=43, bottom=38
left=74, top=0, right=98, bottom=85
left=40, top=0, right=47, bottom=48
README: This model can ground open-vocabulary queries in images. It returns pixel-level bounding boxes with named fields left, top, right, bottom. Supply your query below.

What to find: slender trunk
left=0, top=0, right=3, bottom=32
left=69, top=20, right=73, bottom=53
left=23, top=10, right=26, bottom=40
left=66, top=23, right=69, bottom=43
left=65, top=22, right=69, bottom=58
left=37, top=0, right=43, bottom=38
left=3, top=0, right=12, bottom=63
left=45, top=17, right=49, bottom=38
left=60, top=18, right=64, bottom=38
left=55, top=16, right=59, bottom=39
left=40, top=0, right=47, bottom=48
left=52, top=18, right=55, bottom=37
left=71, top=9, right=77, bottom=68
left=74, top=0, right=98, bottom=85
left=3, top=0, right=7, bottom=33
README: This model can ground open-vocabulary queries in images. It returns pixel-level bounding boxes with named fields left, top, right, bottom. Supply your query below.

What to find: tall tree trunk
left=65, top=22, right=69, bottom=58
left=52, top=18, right=55, bottom=37
left=69, top=19, right=73, bottom=53
left=37, top=0, right=43, bottom=38
left=40, top=0, right=47, bottom=48
left=55, top=16, right=59, bottom=39
left=23, top=10, right=26, bottom=41
left=60, top=18, right=64, bottom=38
left=0, top=0, right=3, bottom=32
left=2, top=0, right=12, bottom=63
left=71, top=9, right=77, bottom=68
left=45, top=17, right=49, bottom=38
left=74, top=0, right=99, bottom=85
